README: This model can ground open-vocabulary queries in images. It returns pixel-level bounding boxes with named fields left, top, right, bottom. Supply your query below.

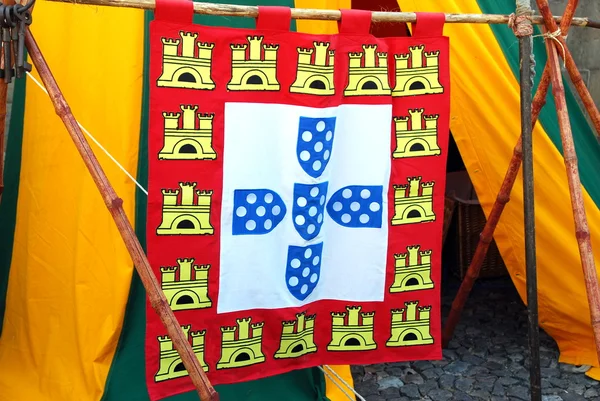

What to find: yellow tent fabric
left=0, top=1, right=355, bottom=400
left=0, top=2, right=144, bottom=400
left=398, top=0, right=600, bottom=378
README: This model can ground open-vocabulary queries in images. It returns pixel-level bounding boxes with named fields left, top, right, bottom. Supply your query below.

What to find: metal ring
left=4, top=6, right=16, bottom=28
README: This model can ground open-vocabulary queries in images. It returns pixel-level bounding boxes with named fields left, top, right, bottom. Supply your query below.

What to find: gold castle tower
left=159, top=105, right=217, bottom=160
left=228, top=36, right=280, bottom=91
left=393, top=108, right=441, bottom=159
left=155, top=324, right=208, bottom=382
left=160, top=258, right=212, bottom=311
left=391, top=177, right=435, bottom=226
left=156, top=182, right=214, bottom=235
left=389, top=245, right=434, bottom=293
left=290, top=41, right=335, bottom=95
left=217, top=317, right=265, bottom=369
left=274, top=312, right=317, bottom=359
left=393, top=45, right=443, bottom=97
left=344, top=44, right=391, bottom=97
left=386, top=301, right=434, bottom=347
left=327, top=306, right=376, bottom=352
left=157, top=31, right=215, bottom=90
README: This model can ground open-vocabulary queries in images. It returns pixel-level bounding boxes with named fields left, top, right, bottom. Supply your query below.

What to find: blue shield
left=292, top=182, right=328, bottom=241
left=326, top=185, right=383, bottom=228
left=286, top=242, right=323, bottom=301
left=232, top=189, right=287, bottom=235
left=296, top=116, right=336, bottom=178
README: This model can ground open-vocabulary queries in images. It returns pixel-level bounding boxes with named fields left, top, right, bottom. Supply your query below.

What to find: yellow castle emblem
left=327, top=306, right=376, bottom=351
left=393, top=108, right=441, bottom=159
left=386, top=301, right=434, bottom=347
left=290, top=41, right=335, bottom=95
left=160, top=258, right=211, bottom=311
left=274, top=312, right=317, bottom=359
left=344, top=44, right=391, bottom=97
left=155, top=324, right=208, bottom=382
left=157, top=31, right=215, bottom=90
left=159, top=105, right=217, bottom=160
left=393, top=45, right=443, bottom=97
left=228, top=36, right=280, bottom=91
left=156, top=182, right=214, bottom=236
left=389, top=245, right=434, bottom=293
left=217, top=317, right=265, bottom=369
left=391, top=177, right=435, bottom=226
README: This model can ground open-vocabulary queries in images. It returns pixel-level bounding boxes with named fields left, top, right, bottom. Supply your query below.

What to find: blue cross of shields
left=218, top=102, right=392, bottom=314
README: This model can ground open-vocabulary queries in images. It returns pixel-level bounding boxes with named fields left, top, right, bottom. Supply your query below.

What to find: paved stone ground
left=350, top=275, right=600, bottom=401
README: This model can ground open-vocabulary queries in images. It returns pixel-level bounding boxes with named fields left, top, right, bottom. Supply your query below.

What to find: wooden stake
left=514, top=1, right=541, bottom=399
left=442, top=0, right=579, bottom=348
left=535, top=0, right=600, bottom=137
left=45, top=0, right=600, bottom=28
left=24, top=28, right=219, bottom=401
left=544, top=23, right=600, bottom=366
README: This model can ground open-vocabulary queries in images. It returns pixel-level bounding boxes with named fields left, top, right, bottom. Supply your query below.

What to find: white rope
left=323, top=365, right=368, bottom=401
left=317, top=366, right=356, bottom=401
left=25, top=71, right=149, bottom=195
left=534, top=28, right=567, bottom=67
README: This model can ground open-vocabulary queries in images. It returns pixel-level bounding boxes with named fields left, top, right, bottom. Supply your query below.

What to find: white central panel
left=218, top=102, right=392, bottom=314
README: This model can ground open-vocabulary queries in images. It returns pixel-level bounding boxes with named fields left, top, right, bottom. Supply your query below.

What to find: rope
left=509, top=0, right=534, bottom=37
left=25, top=70, right=149, bottom=195
left=321, top=365, right=367, bottom=401
left=533, top=28, right=567, bottom=67
left=317, top=366, right=357, bottom=401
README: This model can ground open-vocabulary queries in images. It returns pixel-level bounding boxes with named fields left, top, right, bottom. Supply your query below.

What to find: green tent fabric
left=0, top=75, right=27, bottom=333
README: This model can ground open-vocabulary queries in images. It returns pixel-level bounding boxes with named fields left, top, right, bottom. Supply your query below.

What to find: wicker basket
left=453, top=197, right=508, bottom=279
left=442, top=195, right=456, bottom=246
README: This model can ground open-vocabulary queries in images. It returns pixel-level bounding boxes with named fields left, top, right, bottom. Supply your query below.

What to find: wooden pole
left=534, top=0, right=600, bottom=137
left=24, top=28, right=219, bottom=401
left=45, top=0, right=600, bottom=28
left=441, top=0, right=579, bottom=347
left=514, top=0, right=541, bottom=399
left=544, top=23, right=600, bottom=366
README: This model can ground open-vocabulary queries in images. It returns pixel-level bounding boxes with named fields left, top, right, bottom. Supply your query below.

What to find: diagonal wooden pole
left=543, top=15, right=600, bottom=366
left=442, top=0, right=580, bottom=348
left=24, top=27, right=219, bottom=401
left=534, top=0, right=600, bottom=137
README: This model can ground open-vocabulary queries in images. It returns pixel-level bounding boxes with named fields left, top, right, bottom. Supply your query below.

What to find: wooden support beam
left=45, top=0, right=600, bottom=28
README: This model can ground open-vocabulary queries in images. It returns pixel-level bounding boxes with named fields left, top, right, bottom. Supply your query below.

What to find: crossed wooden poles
left=3, top=1, right=599, bottom=401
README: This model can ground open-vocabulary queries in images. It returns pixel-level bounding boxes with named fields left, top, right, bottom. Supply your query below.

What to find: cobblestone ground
left=350, top=276, right=599, bottom=401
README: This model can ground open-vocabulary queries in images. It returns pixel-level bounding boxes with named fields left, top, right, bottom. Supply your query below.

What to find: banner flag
left=146, top=1, right=450, bottom=399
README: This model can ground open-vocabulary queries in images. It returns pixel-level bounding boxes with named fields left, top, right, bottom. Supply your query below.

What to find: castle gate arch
left=401, top=274, right=425, bottom=288
left=403, top=76, right=432, bottom=93
left=357, top=76, right=385, bottom=91
left=340, top=334, right=366, bottom=348
left=306, top=74, right=328, bottom=90
left=241, top=70, right=269, bottom=86
left=399, top=328, right=425, bottom=343
left=172, top=214, right=201, bottom=231
left=168, top=359, right=186, bottom=375
left=172, top=289, right=201, bottom=306
left=172, top=67, right=204, bottom=85
left=230, top=347, right=256, bottom=363
left=284, top=339, right=309, bottom=355
left=404, top=138, right=431, bottom=153
left=173, top=139, right=207, bottom=156
left=402, top=205, right=426, bottom=220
